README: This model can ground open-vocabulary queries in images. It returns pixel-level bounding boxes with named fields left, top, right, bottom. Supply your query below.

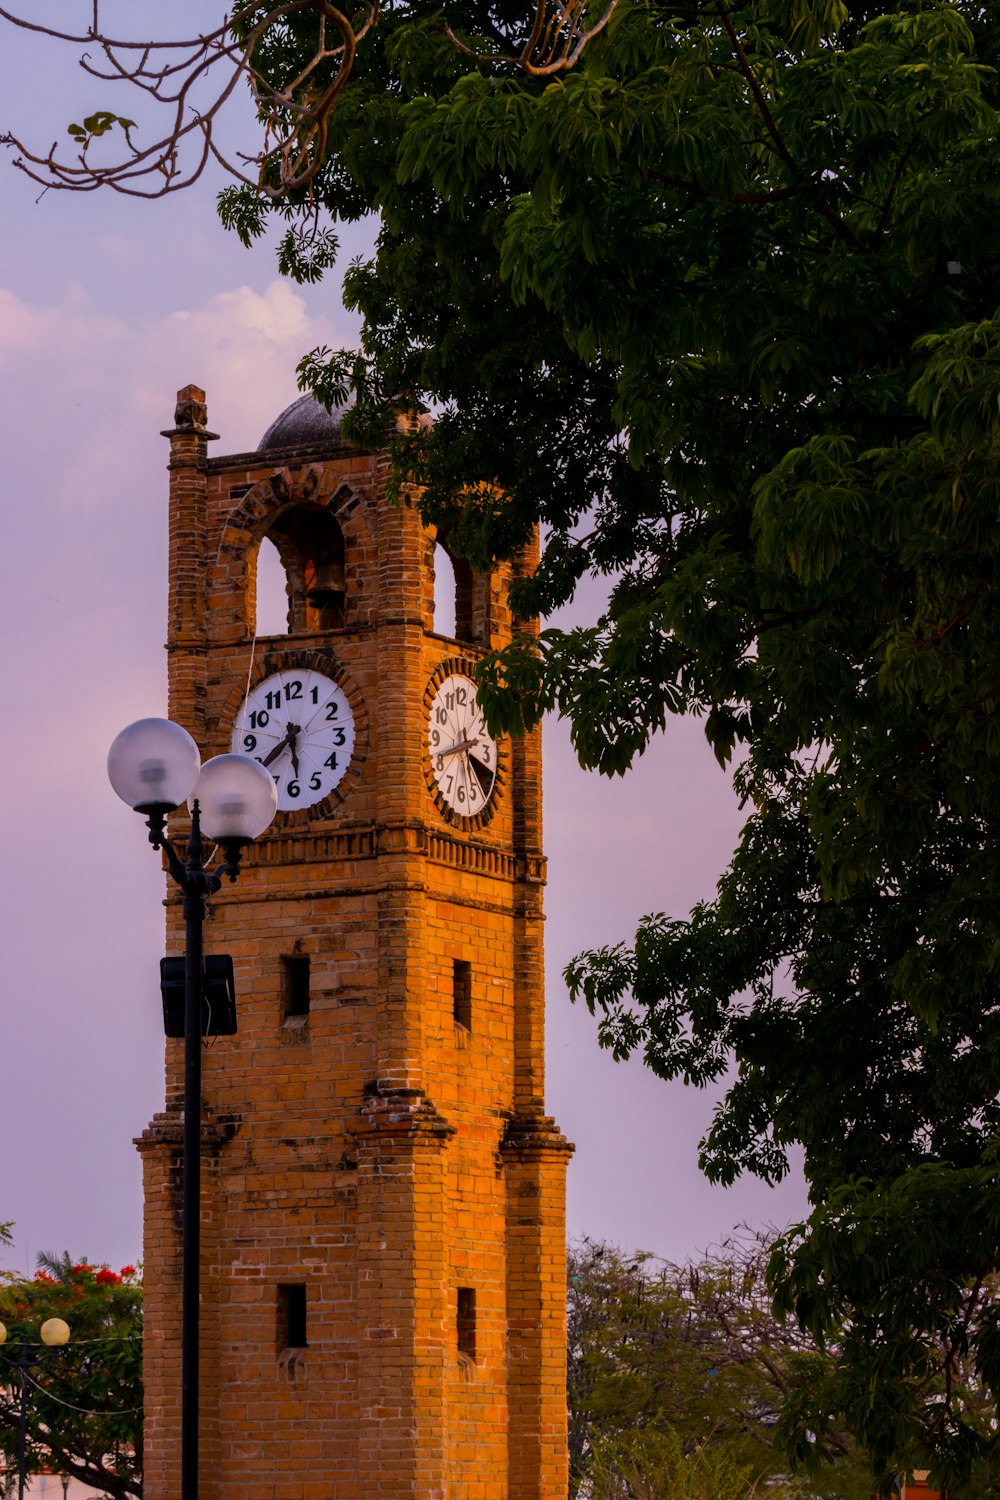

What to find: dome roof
left=257, top=393, right=352, bottom=452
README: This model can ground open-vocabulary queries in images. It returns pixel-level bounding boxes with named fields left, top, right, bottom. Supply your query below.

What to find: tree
left=6, top=0, right=1000, bottom=1485
left=0, top=1257, right=142, bottom=1499
left=585, top=1428, right=796, bottom=1500
left=237, top=9, right=1000, bottom=1482
left=568, top=1235, right=870, bottom=1499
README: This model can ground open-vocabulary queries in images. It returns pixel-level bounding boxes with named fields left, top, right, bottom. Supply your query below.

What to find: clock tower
left=137, top=385, right=572, bottom=1500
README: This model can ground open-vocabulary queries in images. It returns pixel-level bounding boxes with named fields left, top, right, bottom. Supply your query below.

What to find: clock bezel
left=221, top=648, right=368, bottom=827
left=424, top=657, right=504, bottom=830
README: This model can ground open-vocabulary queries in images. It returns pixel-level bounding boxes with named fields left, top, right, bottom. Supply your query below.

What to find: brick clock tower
left=137, top=385, right=572, bottom=1500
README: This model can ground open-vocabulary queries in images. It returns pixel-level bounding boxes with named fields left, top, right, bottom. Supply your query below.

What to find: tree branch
left=444, top=0, right=620, bottom=78
left=0, top=0, right=377, bottom=199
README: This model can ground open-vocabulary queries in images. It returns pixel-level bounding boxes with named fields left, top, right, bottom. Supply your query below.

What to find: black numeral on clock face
left=238, top=672, right=354, bottom=810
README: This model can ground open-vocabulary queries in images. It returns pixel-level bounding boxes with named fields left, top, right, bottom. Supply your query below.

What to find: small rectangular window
left=453, top=960, right=472, bottom=1032
left=278, top=1284, right=308, bottom=1349
left=457, top=1287, right=476, bottom=1362
left=284, top=955, right=311, bottom=1017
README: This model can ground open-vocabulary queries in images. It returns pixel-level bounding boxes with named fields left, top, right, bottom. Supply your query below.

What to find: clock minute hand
left=438, top=735, right=480, bottom=758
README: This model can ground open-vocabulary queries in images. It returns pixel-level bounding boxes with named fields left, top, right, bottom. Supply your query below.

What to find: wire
left=3, top=1366, right=141, bottom=1417
left=0, top=1335, right=141, bottom=1349
left=236, top=627, right=259, bottom=742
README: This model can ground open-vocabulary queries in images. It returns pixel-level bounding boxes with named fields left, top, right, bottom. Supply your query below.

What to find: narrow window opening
left=278, top=1284, right=308, bottom=1350
left=255, top=535, right=289, bottom=635
left=433, top=541, right=457, bottom=638
left=432, top=540, right=476, bottom=643
left=453, top=959, right=472, bottom=1032
left=284, top=955, right=311, bottom=1018
left=457, top=1287, right=476, bottom=1362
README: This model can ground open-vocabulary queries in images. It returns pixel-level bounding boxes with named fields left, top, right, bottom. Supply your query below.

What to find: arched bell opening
left=255, top=504, right=346, bottom=634
left=432, top=538, right=476, bottom=644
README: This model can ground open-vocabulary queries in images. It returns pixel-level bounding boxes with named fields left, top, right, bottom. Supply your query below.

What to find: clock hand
left=261, top=722, right=301, bottom=769
left=437, top=735, right=480, bottom=758
left=289, top=726, right=300, bottom=779
left=261, top=728, right=292, bottom=768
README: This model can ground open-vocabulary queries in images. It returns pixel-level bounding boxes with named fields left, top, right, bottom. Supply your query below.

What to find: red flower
left=95, top=1267, right=121, bottom=1287
left=120, top=1265, right=137, bottom=1279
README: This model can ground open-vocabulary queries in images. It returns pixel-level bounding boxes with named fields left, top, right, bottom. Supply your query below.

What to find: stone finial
left=175, top=384, right=208, bottom=430
left=162, top=383, right=220, bottom=441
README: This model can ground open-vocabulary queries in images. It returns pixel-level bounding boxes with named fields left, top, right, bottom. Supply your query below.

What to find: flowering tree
left=0, top=1256, right=142, bottom=1499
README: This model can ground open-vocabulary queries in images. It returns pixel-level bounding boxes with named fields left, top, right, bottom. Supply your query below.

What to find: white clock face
left=232, top=669, right=355, bottom=811
left=428, top=674, right=497, bottom=817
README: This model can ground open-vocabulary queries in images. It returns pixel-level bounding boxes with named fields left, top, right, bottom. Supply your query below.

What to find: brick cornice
left=352, top=1084, right=456, bottom=1144
left=499, top=1114, right=574, bottom=1159
left=135, top=1108, right=241, bottom=1152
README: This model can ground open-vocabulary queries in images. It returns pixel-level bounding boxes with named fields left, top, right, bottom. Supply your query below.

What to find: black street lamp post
left=108, top=720, right=277, bottom=1500
left=0, top=1316, right=71, bottom=1500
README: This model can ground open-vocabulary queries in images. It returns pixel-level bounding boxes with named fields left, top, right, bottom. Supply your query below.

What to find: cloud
left=0, top=277, right=354, bottom=511
left=0, top=284, right=128, bottom=371
left=135, top=279, right=347, bottom=449
left=0, top=273, right=356, bottom=833
left=77, top=279, right=352, bottom=508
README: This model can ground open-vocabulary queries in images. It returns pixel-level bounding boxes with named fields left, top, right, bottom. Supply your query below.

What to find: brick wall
left=138, top=388, right=572, bottom=1499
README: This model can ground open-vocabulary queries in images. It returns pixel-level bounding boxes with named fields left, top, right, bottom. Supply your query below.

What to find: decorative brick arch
left=217, top=467, right=375, bottom=636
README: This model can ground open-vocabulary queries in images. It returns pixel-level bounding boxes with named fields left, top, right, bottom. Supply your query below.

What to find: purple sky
left=0, top=6, right=807, bottom=1277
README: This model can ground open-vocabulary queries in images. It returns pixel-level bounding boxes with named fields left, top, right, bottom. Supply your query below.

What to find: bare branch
left=444, top=0, right=620, bottom=77
left=0, top=0, right=376, bottom=200
left=1, top=0, right=617, bottom=204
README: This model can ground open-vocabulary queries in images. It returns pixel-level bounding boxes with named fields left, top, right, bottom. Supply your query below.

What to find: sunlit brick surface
left=137, top=388, right=572, bottom=1499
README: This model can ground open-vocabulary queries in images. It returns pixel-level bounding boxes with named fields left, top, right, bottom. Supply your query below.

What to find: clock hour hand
left=261, top=722, right=300, bottom=769
left=261, top=729, right=291, bottom=768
